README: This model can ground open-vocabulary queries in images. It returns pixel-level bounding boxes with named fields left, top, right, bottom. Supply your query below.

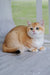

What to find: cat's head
left=27, top=21, right=45, bottom=39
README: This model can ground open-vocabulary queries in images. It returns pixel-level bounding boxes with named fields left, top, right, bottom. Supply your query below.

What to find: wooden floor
left=0, top=47, right=50, bottom=75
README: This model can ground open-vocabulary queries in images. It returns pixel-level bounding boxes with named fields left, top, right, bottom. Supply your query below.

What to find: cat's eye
left=30, top=28, right=33, bottom=30
left=36, top=27, right=39, bottom=30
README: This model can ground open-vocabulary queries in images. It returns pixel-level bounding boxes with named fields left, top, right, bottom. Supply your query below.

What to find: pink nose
left=33, top=31, right=35, bottom=32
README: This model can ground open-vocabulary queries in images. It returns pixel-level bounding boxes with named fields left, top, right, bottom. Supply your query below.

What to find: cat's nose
left=33, top=30, right=35, bottom=32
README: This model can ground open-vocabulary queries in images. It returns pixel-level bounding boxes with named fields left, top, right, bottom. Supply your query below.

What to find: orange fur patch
left=32, top=23, right=39, bottom=27
left=39, top=47, right=45, bottom=51
left=39, top=27, right=44, bottom=31
left=32, top=48, right=37, bottom=52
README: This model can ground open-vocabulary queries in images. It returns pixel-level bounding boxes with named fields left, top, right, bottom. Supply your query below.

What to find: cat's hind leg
left=17, top=45, right=25, bottom=54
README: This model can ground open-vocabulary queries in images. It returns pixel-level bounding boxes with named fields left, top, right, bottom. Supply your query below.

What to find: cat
left=2, top=21, right=45, bottom=54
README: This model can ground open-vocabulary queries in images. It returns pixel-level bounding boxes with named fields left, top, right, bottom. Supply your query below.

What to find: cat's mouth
left=33, top=32, right=36, bottom=34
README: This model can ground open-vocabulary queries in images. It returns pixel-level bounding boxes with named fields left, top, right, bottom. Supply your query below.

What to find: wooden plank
left=36, top=0, right=42, bottom=22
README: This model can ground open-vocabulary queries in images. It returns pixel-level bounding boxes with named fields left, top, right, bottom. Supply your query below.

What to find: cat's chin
left=28, top=34, right=44, bottom=39
left=33, top=34, right=44, bottom=39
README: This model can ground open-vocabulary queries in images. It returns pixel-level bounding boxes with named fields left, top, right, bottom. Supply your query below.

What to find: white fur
left=32, top=37, right=44, bottom=49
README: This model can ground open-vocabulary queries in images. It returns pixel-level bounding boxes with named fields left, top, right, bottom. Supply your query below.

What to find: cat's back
left=9, top=25, right=27, bottom=33
left=5, top=25, right=27, bottom=40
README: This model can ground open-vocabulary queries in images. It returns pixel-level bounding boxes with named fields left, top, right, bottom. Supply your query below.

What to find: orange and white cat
left=3, top=21, right=45, bottom=54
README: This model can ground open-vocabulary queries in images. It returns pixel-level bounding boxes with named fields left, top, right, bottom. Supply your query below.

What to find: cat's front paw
left=32, top=48, right=38, bottom=52
left=39, top=46, right=46, bottom=51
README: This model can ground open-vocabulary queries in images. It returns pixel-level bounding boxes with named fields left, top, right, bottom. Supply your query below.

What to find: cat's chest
left=32, top=38, right=44, bottom=48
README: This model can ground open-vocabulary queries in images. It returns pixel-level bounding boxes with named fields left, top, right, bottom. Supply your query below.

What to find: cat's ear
left=40, top=20, right=44, bottom=26
left=27, top=21, right=31, bottom=26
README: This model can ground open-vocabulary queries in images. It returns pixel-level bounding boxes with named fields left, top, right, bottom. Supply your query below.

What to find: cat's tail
left=2, top=43, right=17, bottom=53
